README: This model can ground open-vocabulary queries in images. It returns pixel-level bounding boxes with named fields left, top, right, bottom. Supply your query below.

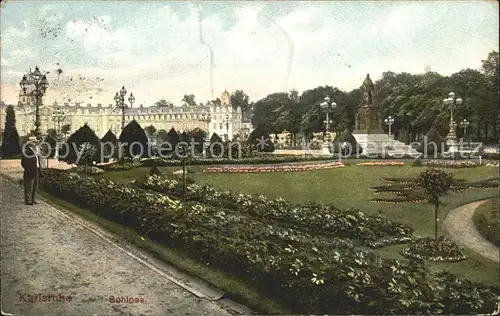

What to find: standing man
left=21, top=137, right=43, bottom=205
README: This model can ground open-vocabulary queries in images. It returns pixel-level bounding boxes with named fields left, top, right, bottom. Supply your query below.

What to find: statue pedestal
left=321, top=143, right=331, bottom=155
left=352, top=132, right=420, bottom=157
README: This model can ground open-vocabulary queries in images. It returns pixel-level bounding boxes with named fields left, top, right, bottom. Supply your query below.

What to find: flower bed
left=141, top=155, right=334, bottom=167
left=357, top=161, right=405, bottom=166
left=422, top=160, right=479, bottom=168
left=401, top=237, right=467, bottom=262
left=204, top=161, right=345, bottom=173
left=133, top=175, right=413, bottom=247
left=39, top=169, right=499, bottom=314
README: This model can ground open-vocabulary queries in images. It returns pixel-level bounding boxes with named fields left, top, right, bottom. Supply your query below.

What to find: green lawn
left=473, top=197, right=500, bottom=247
left=96, top=164, right=499, bottom=285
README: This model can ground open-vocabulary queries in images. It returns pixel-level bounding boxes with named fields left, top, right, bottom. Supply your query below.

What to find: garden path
left=0, top=174, right=252, bottom=315
left=444, top=200, right=499, bottom=263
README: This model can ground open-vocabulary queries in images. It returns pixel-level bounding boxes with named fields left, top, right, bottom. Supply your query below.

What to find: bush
left=412, top=156, right=422, bottom=166
left=401, top=237, right=466, bottom=262
left=118, top=120, right=150, bottom=158
left=39, top=170, right=500, bottom=315
left=330, top=129, right=363, bottom=156
left=248, top=126, right=274, bottom=153
left=59, top=124, right=101, bottom=164
left=98, top=157, right=141, bottom=171
left=149, top=166, right=162, bottom=176
left=134, top=175, right=413, bottom=246
left=208, top=133, right=224, bottom=157
left=416, top=128, right=447, bottom=156
left=472, top=198, right=500, bottom=247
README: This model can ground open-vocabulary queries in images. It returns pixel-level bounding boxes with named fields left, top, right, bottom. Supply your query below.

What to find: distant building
left=0, top=90, right=253, bottom=140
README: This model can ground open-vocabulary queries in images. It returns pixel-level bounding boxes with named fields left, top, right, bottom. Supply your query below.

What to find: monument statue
left=354, top=73, right=383, bottom=134
left=362, top=73, right=374, bottom=105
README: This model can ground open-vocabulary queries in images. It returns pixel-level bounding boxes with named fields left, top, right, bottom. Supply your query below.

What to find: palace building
left=0, top=90, right=253, bottom=140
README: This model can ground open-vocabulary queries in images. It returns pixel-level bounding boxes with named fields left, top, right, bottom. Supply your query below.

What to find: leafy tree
left=231, top=90, right=251, bottom=113
left=59, top=124, right=100, bottom=164
left=417, top=168, right=453, bottom=240
left=144, top=125, right=157, bottom=137
left=118, top=120, right=150, bottom=158
left=330, top=129, right=363, bottom=156
left=416, top=127, right=446, bottom=156
left=181, top=94, right=196, bottom=107
left=210, top=98, right=222, bottom=107
left=248, top=125, right=274, bottom=152
left=480, top=51, right=499, bottom=143
left=0, top=105, right=21, bottom=158
left=154, top=99, right=174, bottom=108
left=61, top=124, right=71, bottom=135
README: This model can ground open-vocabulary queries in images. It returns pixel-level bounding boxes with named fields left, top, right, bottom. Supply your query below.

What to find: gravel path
left=0, top=175, right=252, bottom=315
left=444, top=200, right=499, bottom=263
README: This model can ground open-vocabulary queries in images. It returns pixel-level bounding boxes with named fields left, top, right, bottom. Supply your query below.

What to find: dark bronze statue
left=362, top=73, right=374, bottom=105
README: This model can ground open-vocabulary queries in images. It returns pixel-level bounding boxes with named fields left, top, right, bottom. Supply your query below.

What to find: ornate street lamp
left=443, top=92, right=463, bottom=144
left=51, top=107, right=66, bottom=139
left=199, top=111, right=212, bottom=154
left=114, top=86, right=135, bottom=130
left=320, top=96, right=337, bottom=142
left=20, top=66, right=49, bottom=139
left=384, top=115, right=395, bottom=137
left=222, top=114, right=230, bottom=141
left=199, top=111, right=212, bottom=133
left=460, top=119, right=469, bottom=137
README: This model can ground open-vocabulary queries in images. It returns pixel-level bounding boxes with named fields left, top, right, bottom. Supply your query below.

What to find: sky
left=0, top=0, right=498, bottom=107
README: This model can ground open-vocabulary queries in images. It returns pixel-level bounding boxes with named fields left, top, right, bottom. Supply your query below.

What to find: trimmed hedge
left=39, top=169, right=500, bottom=314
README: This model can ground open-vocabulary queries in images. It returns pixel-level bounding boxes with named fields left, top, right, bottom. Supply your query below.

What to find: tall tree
left=417, top=168, right=453, bottom=240
left=119, top=120, right=150, bottom=158
left=0, top=105, right=21, bottom=158
left=59, top=123, right=100, bottom=164
left=230, top=90, right=251, bottom=113
left=61, top=124, right=71, bottom=135
left=144, top=125, right=157, bottom=137
left=480, top=51, right=499, bottom=143
left=181, top=94, right=196, bottom=107
left=154, top=99, right=174, bottom=108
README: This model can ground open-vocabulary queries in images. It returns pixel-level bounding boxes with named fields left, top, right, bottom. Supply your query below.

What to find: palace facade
left=0, top=90, right=253, bottom=140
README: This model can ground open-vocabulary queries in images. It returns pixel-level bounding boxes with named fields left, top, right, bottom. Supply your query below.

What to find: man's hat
left=28, top=136, right=37, bottom=141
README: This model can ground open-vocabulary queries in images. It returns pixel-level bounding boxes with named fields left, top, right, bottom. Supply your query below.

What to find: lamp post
left=199, top=111, right=212, bottom=155
left=460, top=119, right=469, bottom=137
left=51, top=107, right=66, bottom=139
left=199, top=111, right=212, bottom=134
left=114, top=86, right=135, bottom=130
left=443, top=92, right=463, bottom=145
left=320, top=96, right=337, bottom=142
left=19, top=66, right=49, bottom=139
left=222, top=114, right=230, bottom=141
left=384, top=116, right=395, bottom=138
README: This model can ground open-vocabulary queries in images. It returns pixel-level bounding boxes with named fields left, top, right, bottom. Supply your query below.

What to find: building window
left=213, top=123, right=216, bottom=129
left=219, top=123, right=223, bottom=129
